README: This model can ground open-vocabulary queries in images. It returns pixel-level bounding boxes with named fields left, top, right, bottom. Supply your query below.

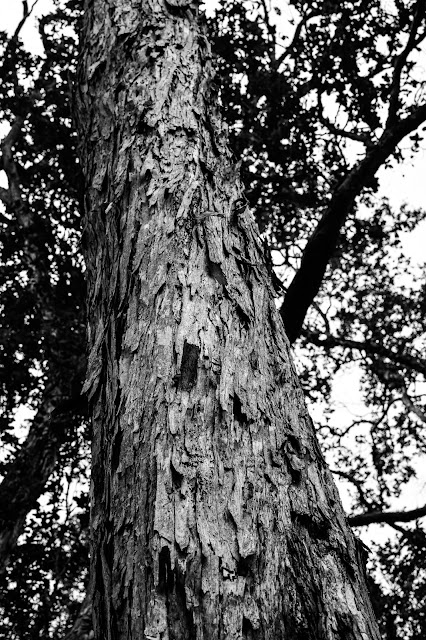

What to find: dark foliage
left=0, top=1, right=88, bottom=636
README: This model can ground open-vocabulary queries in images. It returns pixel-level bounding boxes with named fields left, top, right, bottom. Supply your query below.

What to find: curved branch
left=349, top=504, right=426, bottom=527
left=276, top=10, right=321, bottom=67
left=0, top=0, right=40, bottom=57
left=318, top=107, right=374, bottom=148
left=387, top=0, right=426, bottom=126
left=330, top=468, right=373, bottom=511
left=280, top=102, right=426, bottom=344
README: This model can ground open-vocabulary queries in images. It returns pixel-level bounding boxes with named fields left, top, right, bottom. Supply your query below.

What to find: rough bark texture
left=75, top=2, right=380, bottom=638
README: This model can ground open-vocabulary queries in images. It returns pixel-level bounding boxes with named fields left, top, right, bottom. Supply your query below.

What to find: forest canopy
left=0, top=0, right=426, bottom=637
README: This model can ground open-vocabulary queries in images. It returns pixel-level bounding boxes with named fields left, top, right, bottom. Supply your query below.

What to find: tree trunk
left=74, top=2, right=380, bottom=638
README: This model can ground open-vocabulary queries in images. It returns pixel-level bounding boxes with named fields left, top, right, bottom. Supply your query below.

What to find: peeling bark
left=75, top=2, right=380, bottom=638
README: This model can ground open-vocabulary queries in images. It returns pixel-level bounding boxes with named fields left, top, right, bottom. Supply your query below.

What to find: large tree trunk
left=74, top=2, right=380, bottom=638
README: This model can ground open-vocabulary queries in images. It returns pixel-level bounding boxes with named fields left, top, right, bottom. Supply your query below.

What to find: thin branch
left=276, top=10, right=321, bottom=67
left=330, top=468, right=372, bottom=511
left=0, top=0, right=40, bottom=91
left=259, top=0, right=277, bottom=66
left=349, top=504, right=426, bottom=527
left=11, top=0, right=40, bottom=42
left=318, top=107, right=374, bottom=148
left=310, top=302, right=331, bottom=334
left=387, top=0, right=426, bottom=126
left=303, top=330, right=426, bottom=377
left=400, top=389, right=426, bottom=423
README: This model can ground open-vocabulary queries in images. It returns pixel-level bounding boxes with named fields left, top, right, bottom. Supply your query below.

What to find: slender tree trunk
left=0, top=371, right=84, bottom=572
left=74, top=2, right=380, bottom=638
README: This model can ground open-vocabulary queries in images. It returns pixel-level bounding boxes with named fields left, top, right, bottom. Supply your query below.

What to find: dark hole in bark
left=180, top=341, right=200, bottom=391
left=158, top=546, right=174, bottom=595
left=168, top=561, right=196, bottom=639
left=137, top=116, right=154, bottom=136
left=116, top=32, right=137, bottom=56
left=288, top=434, right=301, bottom=453
left=111, top=429, right=122, bottom=472
left=236, top=554, right=254, bottom=577
left=233, top=393, right=248, bottom=424
left=249, top=348, right=259, bottom=370
left=207, top=260, right=227, bottom=287
left=114, top=80, right=125, bottom=99
left=104, top=532, right=114, bottom=568
left=291, top=511, right=331, bottom=540
left=235, top=303, right=251, bottom=326
left=245, top=481, right=254, bottom=501
left=170, top=461, right=183, bottom=490
left=95, top=548, right=105, bottom=597
left=200, top=157, right=215, bottom=178
left=342, top=556, right=356, bottom=581
left=242, top=616, right=254, bottom=638
left=287, top=462, right=302, bottom=485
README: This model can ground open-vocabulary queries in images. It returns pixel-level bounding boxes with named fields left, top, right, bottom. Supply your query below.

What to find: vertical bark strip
left=75, top=2, right=380, bottom=638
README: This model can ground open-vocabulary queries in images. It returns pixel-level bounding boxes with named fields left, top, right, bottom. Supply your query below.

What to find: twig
left=387, top=0, right=426, bottom=126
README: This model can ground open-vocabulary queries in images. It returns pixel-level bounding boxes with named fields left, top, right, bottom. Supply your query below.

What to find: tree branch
left=400, top=389, right=426, bottom=423
left=0, top=1, right=40, bottom=95
left=387, top=0, right=426, bottom=127
left=318, top=104, right=374, bottom=148
left=330, top=468, right=373, bottom=511
left=303, top=330, right=426, bottom=377
left=0, top=385, right=65, bottom=571
left=0, top=372, right=85, bottom=572
left=9, top=0, right=40, bottom=43
left=349, top=504, right=426, bottom=527
left=276, top=10, right=321, bottom=67
left=280, top=102, right=426, bottom=344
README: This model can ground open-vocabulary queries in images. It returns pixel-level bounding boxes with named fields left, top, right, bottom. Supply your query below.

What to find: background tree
left=0, top=0, right=425, bottom=637
left=0, top=1, right=89, bottom=636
